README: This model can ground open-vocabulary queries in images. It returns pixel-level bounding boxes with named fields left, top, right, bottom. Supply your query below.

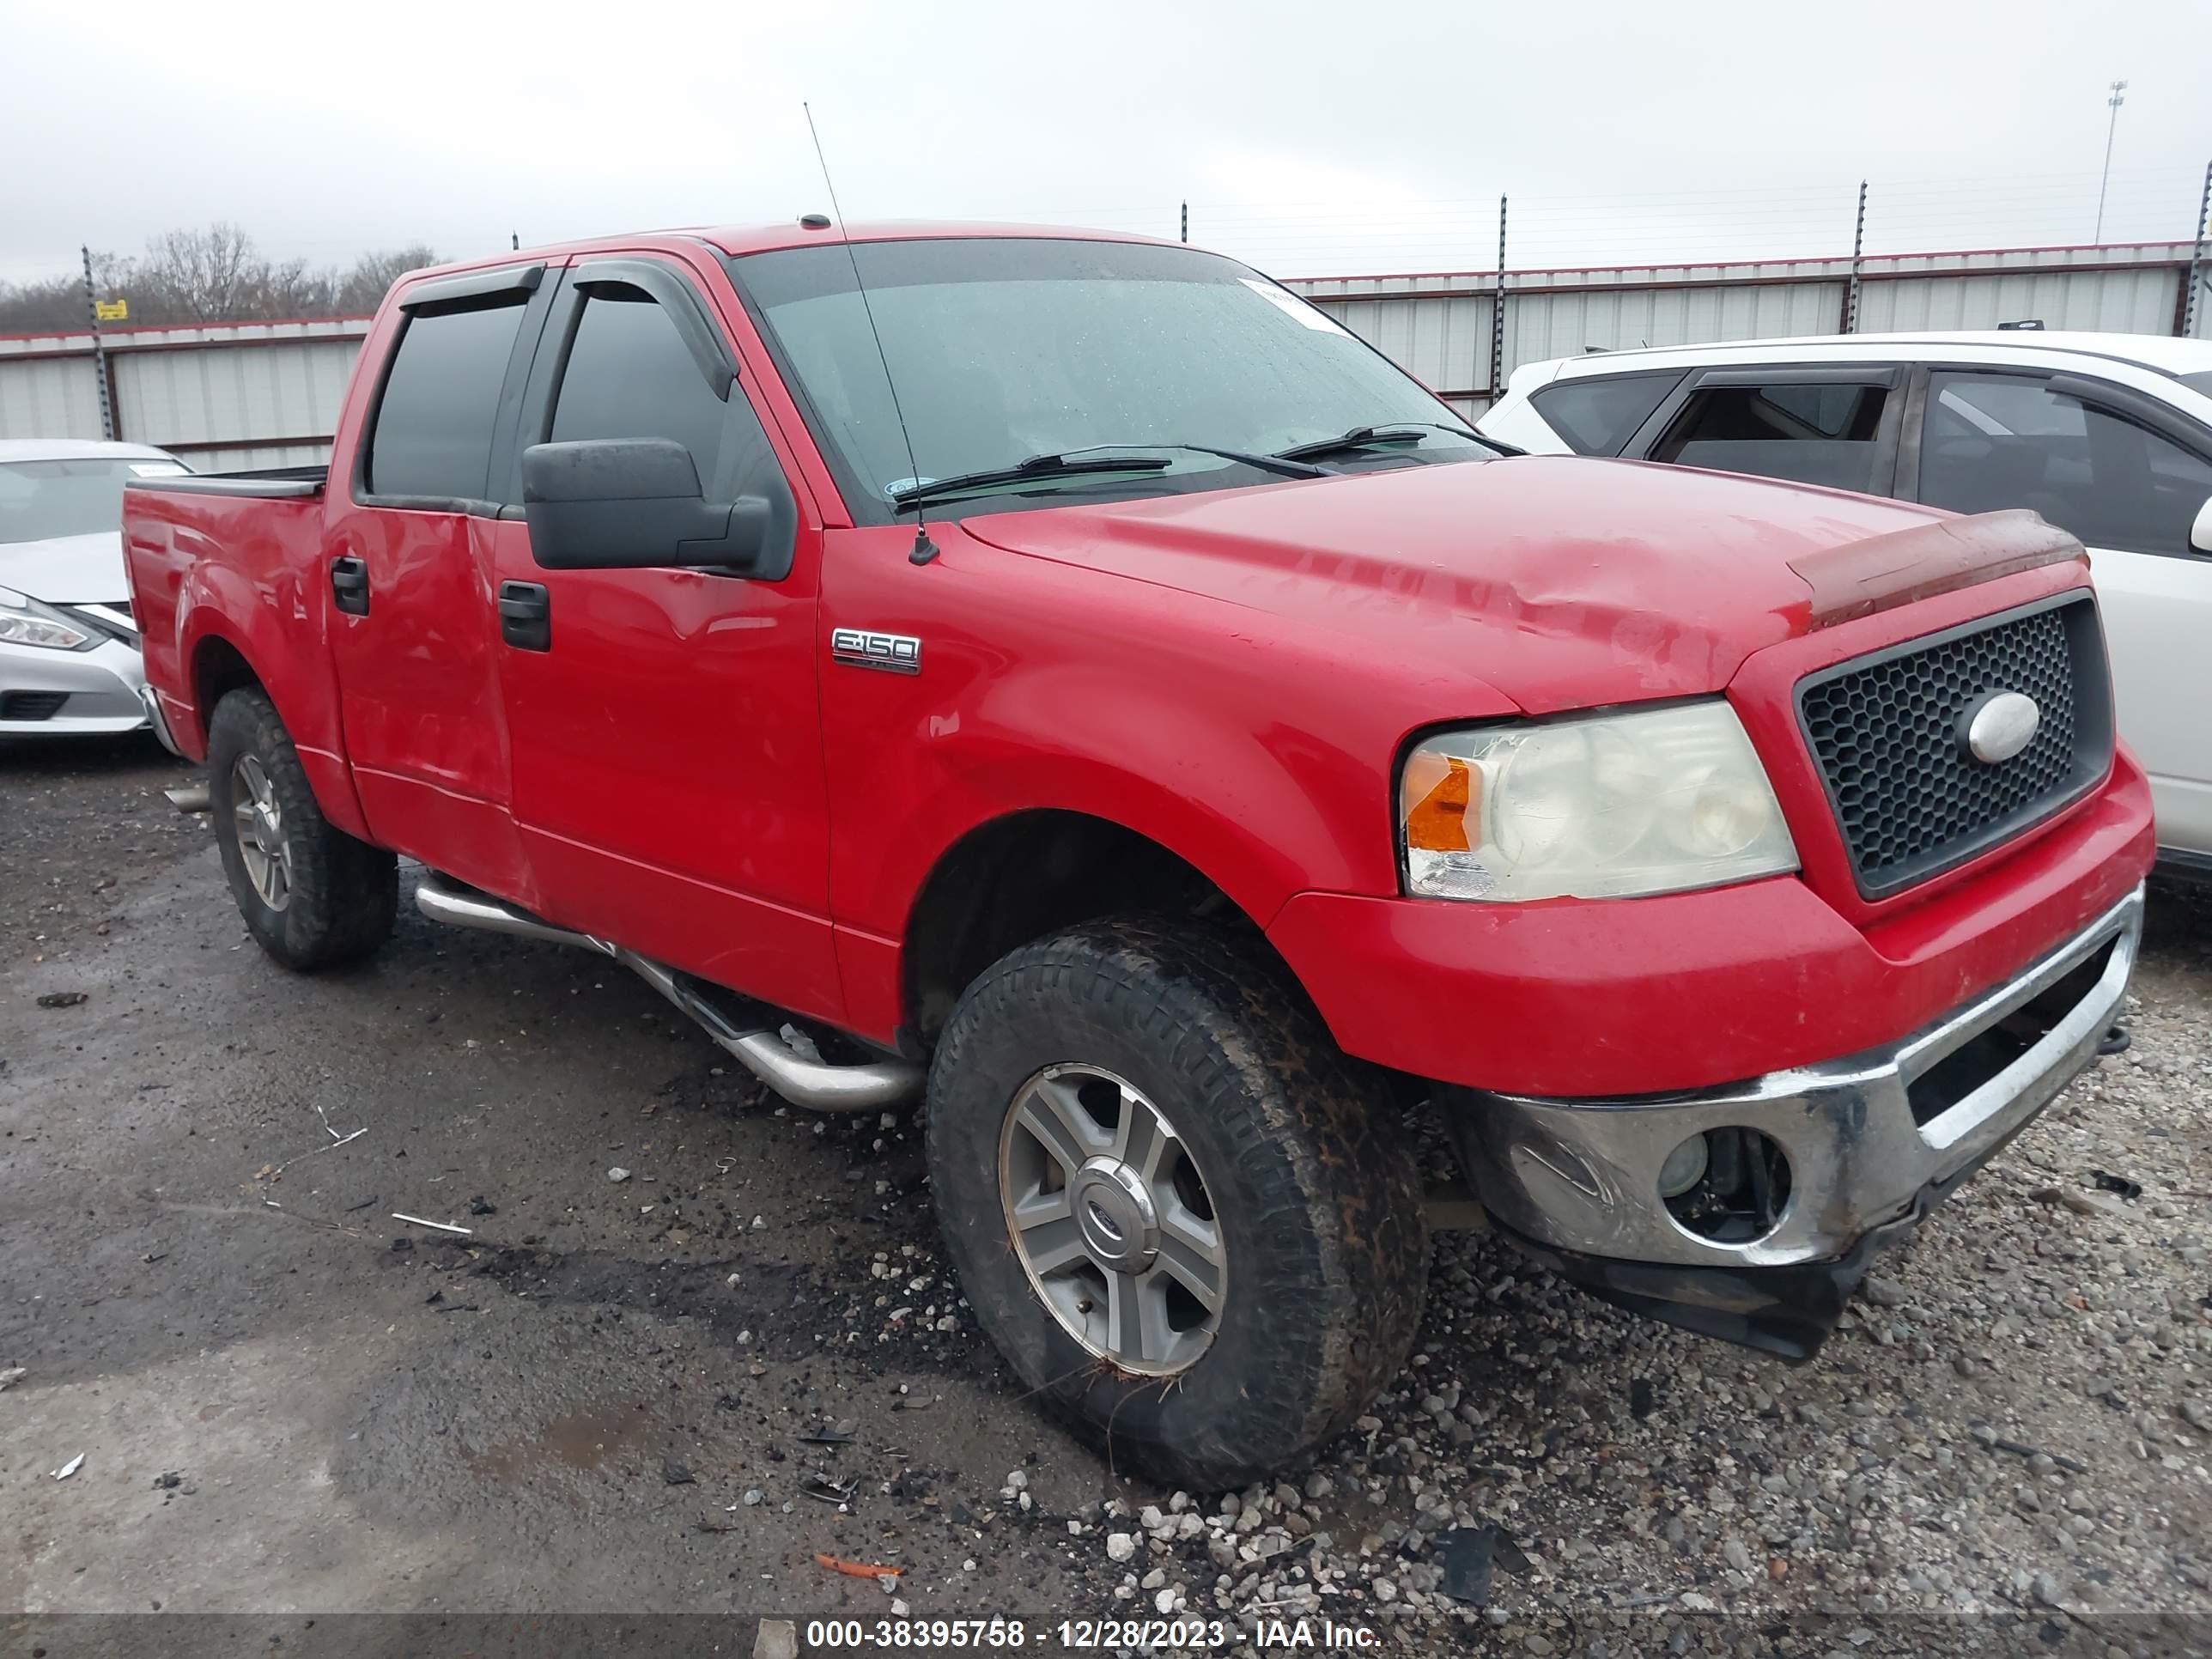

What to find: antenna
left=803, top=101, right=936, bottom=567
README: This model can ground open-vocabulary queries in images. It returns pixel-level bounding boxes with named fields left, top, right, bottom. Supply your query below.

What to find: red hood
left=959, top=456, right=1978, bottom=714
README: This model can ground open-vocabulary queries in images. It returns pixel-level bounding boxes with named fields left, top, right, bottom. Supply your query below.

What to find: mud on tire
left=206, top=688, right=397, bottom=971
left=926, top=917, right=1427, bottom=1489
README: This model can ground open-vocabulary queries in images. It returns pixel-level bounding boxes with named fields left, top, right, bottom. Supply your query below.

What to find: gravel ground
left=4, top=738, right=2209, bottom=1657
left=1045, top=882, right=2212, bottom=1657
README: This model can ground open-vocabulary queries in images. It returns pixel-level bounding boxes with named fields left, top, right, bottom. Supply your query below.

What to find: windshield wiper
left=1273, top=421, right=1518, bottom=462
left=1054, top=443, right=1332, bottom=480
left=887, top=441, right=1330, bottom=514
left=888, top=453, right=1173, bottom=513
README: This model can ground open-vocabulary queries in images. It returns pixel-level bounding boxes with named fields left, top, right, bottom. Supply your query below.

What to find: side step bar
left=414, top=873, right=921, bottom=1113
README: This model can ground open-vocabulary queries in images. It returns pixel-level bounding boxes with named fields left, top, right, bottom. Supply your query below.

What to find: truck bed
left=121, top=466, right=355, bottom=827
left=129, top=464, right=328, bottom=500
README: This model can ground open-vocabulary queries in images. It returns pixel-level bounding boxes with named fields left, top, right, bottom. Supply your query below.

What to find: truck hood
left=959, top=457, right=1984, bottom=714
left=0, top=532, right=128, bottom=606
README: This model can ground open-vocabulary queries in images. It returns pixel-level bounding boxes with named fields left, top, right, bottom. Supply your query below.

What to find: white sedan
left=0, top=437, right=189, bottom=739
left=1479, top=329, right=2212, bottom=873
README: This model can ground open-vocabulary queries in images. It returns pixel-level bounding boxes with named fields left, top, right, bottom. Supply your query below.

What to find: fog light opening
left=1656, top=1133, right=1710, bottom=1199
left=1663, top=1127, right=1792, bottom=1244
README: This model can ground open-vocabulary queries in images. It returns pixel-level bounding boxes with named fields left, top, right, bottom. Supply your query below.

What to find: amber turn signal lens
left=1401, top=750, right=1477, bottom=853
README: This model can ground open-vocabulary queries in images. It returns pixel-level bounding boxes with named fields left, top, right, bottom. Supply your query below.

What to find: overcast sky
left=6, top=0, right=2209, bottom=288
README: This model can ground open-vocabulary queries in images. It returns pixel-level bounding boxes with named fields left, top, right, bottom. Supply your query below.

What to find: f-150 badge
left=830, top=628, right=922, bottom=675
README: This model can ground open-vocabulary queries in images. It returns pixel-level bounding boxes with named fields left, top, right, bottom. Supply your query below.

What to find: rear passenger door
left=325, top=264, right=550, bottom=897
left=489, top=254, right=845, bottom=1021
left=1904, top=368, right=2212, bottom=853
left=1626, top=365, right=1906, bottom=495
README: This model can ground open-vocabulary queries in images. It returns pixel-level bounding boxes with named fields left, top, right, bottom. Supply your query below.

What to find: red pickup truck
left=122, top=222, right=2153, bottom=1486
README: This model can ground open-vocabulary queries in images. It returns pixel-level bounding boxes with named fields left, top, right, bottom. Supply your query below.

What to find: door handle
left=330, top=554, right=369, bottom=617
left=499, top=580, right=550, bottom=652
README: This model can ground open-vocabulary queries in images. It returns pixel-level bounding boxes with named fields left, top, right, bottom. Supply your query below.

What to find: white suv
left=1480, top=330, right=2212, bottom=873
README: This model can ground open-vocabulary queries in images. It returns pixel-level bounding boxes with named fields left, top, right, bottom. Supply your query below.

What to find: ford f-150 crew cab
left=121, top=222, right=2154, bottom=1487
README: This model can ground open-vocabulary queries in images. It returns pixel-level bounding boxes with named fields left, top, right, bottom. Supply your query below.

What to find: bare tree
left=136, top=223, right=263, bottom=323
left=0, top=252, right=132, bottom=333
left=250, top=256, right=339, bottom=319
left=336, top=245, right=441, bottom=315
left=0, top=230, right=446, bottom=331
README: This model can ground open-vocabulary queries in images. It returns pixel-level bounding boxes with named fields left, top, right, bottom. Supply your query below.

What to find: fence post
left=2185, top=160, right=2210, bottom=340
left=1490, top=195, right=1508, bottom=407
left=1179, top=202, right=1187, bottom=244
left=1843, top=180, right=1869, bottom=334
left=80, top=245, right=116, bottom=441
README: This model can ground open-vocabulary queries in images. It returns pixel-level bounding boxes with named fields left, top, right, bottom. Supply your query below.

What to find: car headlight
left=1399, top=700, right=1798, bottom=902
left=0, top=586, right=92, bottom=651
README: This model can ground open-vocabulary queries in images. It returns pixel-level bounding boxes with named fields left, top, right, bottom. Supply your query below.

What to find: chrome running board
left=415, top=876, right=604, bottom=953
left=414, top=872, right=920, bottom=1113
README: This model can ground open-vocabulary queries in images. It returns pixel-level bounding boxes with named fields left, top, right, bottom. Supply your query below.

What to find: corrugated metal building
left=0, top=316, right=369, bottom=471
left=1, top=239, right=2204, bottom=462
left=1285, top=240, right=2208, bottom=420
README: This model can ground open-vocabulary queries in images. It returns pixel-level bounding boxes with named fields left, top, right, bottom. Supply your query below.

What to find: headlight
left=1400, top=700, right=1798, bottom=902
left=0, top=586, right=91, bottom=651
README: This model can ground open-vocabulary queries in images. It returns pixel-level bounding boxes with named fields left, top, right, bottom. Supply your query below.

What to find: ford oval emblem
left=1961, top=690, right=2041, bottom=764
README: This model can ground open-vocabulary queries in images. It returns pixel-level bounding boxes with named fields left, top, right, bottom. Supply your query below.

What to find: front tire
left=206, top=689, right=396, bottom=970
left=927, top=919, right=1427, bottom=1488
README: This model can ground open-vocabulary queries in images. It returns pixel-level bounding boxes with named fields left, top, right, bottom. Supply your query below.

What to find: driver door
left=489, top=253, right=843, bottom=1021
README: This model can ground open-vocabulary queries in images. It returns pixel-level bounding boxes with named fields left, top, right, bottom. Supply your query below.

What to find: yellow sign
left=94, top=299, right=128, bottom=321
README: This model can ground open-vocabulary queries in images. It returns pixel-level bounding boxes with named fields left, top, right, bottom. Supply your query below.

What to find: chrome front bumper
left=0, top=635, right=154, bottom=738
left=1445, top=883, right=2143, bottom=1273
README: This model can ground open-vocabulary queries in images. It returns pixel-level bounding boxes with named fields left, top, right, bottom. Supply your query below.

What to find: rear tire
left=206, top=689, right=396, bottom=970
left=926, top=918, right=1427, bottom=1489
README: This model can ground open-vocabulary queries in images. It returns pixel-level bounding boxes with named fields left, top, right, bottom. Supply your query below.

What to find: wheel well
left=191, top=636, right=263, bottom=738
left=904, top=811, right=1250, bottom=1048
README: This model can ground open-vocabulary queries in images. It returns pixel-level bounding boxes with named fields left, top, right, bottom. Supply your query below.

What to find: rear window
left=1529, top=371, right=1683, bottom=455
left=2180, top=370, right=2212, bottom=399
left=365, top=296, right=529, bottom=503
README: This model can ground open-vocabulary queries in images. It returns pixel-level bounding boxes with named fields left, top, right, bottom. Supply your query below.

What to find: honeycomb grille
left=1797, top=599, right=2106, bottom=896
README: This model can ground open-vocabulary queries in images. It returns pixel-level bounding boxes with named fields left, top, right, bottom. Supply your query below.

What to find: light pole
left=2095, top=79, right=2128, bottom=243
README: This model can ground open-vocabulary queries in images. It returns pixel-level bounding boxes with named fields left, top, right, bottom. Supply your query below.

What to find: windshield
left=2180, top=369, right=2212, bottom=400
left=728, top=238, right=1490, bottom=522
left=0, top=457, right=187, bottom=545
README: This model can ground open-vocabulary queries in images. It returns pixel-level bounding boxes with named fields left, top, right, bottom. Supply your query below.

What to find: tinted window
left=1531, top=371, right=1684, bottom=454
left=367, top=297, right=528, bottom=502
left=1920, top=372, right=2212, bottom=557
left=547, top=282, right=781, bottom=504
left=551, top=289, right=731, bottom=477
left=1651, top=380, right=1891, bottom=491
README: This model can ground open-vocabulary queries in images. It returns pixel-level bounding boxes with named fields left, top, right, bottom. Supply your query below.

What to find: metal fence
left=2, top=238, right=2207, bottom=465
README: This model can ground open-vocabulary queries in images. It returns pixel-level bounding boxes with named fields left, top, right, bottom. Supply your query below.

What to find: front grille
left=1796, top=594, right=2113, bottom=898
left=1, top=690, right=70, bottom=721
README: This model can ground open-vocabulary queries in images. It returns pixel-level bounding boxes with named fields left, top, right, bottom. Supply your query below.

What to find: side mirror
left=2194, top=494, right=2212, bottom=556
left=521, top=438, right=793, bottom=579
